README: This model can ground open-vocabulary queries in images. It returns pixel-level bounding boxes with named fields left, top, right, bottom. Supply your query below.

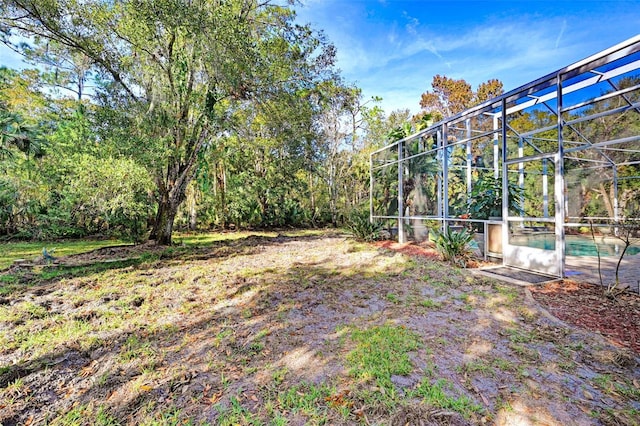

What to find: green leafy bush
left=467, top=176, right=523, bottom=219
left=347, top=209, right=382, bottom=242
left=432, top=226, right=475, bottom=267
left=63, top=155, right=153, bottom=242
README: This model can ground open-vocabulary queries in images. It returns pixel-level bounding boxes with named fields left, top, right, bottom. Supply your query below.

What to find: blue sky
left=1, top=1, right=638, bottom=116
left=295, top=0, right=640, bottom=114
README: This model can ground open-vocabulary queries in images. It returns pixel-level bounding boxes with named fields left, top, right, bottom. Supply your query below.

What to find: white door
left=503, top=154, right=561, bottom=277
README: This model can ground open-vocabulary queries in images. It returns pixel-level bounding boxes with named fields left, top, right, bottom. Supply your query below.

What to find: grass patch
left=458, top=360, right=494, bottom=377
left=593, top=375, right=640, bottom=399
left=49, top=403, right=120, bottom=426
left=1, top=258, right=154, bottom=297
left=174, top=229, right=324, bottom=248
left=278, top=382, right=337, bottom=418
left=347, top=323, right=421, bottom=396
left=420, top=298, right=442, bottom=309
left=490, top=284, right=519, bottom=306
left=139, top=406, right=193, bottom=426
left=119, top=334, right=157, bottom=363
left=506, top=327, right=538, bottom=344
left=12, top=318, right=97, bottom=356
left=216, top=396, right=262, bottom=426
left=0, top=300, right=48, bottom=324
left=0, top=239, right=132, bottom=270
left=410, top=378, right=483, bottom=419
left=509, top=343, right=541, bottom=362
left=386, top=293, right=400, bottom=304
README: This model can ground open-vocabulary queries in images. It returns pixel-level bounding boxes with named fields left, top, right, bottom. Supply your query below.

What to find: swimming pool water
left=514, top=235, right=640, bottom=257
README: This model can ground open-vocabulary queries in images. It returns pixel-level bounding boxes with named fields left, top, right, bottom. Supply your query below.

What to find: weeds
left=342, top=323, right=425, bottom=415
left=216, top=396, right=261, bottom=426
left=49, top=403, right=120, bottom=426
left=386, top=293, right=400, bottom=304
left=593, top=374, right=640, bottom=399
left=278, top=382, right=335, bottom=418
left=458, top=360, right=495, bottom=377
left=119, top=335, right=156, bottom=363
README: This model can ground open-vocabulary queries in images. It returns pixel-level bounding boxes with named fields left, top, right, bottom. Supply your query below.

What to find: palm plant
left=0, top=112, right=46, bottom=160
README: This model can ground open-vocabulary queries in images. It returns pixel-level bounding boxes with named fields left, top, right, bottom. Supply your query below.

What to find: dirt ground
left=0, top=232, right=639, bottom=425
left=374, top=240, right=640, bottom=356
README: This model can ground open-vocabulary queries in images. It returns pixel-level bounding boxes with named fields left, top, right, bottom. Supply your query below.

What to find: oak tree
left=1, top=0, right=336, bottom=244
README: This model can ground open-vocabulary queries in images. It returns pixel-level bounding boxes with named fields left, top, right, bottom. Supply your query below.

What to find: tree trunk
left=152, top=197, right=180, bottom=245
left=597, top=183, right=615, bottom=219
left=309, top=171, right=316, bottom=226
left=151, top=166, right=194, bottom=245
left=189, top=203, right=197, bottom=231
left=216, top=161, right=227, bottom=229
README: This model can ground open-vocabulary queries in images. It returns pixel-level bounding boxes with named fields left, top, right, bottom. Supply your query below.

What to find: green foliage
left=346, top=209, right=382, bottom=241
left=61, top=155, right=154, bottom=241
left=0, top=110, right=46, bottom=160
left=0, top=177, right=19, bottom=234
left=2, top=0, right=340, bottom=244
left=431, top=226, right=475, bottom=267
left=467, top=175, right=523, bottom=219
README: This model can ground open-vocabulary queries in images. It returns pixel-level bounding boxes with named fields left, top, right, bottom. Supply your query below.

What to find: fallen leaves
left=325, top=389, right=352, bottom=409
left=209, top=390, right=223, bottom=404
left=530, top=281, right=640, bottom=354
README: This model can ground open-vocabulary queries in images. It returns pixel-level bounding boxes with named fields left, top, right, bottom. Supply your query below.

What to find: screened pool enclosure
left=370, top=36, right=640, bottom=284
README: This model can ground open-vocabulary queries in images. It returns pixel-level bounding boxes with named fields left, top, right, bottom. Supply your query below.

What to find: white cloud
left=295, top=1, right=639, bottom=116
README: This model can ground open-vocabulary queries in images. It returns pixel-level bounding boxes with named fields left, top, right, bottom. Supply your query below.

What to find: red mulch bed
left=530, top=281, right=640, bottom=354
left=373, top=240, right=640, bottom=354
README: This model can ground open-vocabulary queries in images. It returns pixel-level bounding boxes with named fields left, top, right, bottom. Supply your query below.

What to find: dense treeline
left=0, top=0, right=413, bottom=243
left=0, top=0, right=424, bottom=243
left=0, top=63, right=413, bottom=241
left=2, top=1, right=636, bottom=244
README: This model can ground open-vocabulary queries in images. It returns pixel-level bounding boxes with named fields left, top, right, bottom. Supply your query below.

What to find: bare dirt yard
left=0, top=231, right=639, bottom=425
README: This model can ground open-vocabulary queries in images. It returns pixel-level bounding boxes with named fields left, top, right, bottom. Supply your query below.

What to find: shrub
left=467, top=176, right=523, bottom=219
left=347, top=209, right=382, bottom=242
left=432, top=226, right=474, bottom=267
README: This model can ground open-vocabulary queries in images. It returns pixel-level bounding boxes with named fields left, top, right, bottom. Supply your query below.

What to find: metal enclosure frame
left=370, top=35, right=640, bottom=278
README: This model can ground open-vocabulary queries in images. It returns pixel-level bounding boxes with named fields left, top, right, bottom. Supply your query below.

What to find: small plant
left=431, top=226, right=475, bottom=267
left=346, top=209, right=382, bottom=242
left=589, top=217, right=640, bottom=297
left=386, top=293, right=400, bottom=304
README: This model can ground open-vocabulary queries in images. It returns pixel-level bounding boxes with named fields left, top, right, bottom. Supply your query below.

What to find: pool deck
left=565, top=252, right=640, bottom=293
